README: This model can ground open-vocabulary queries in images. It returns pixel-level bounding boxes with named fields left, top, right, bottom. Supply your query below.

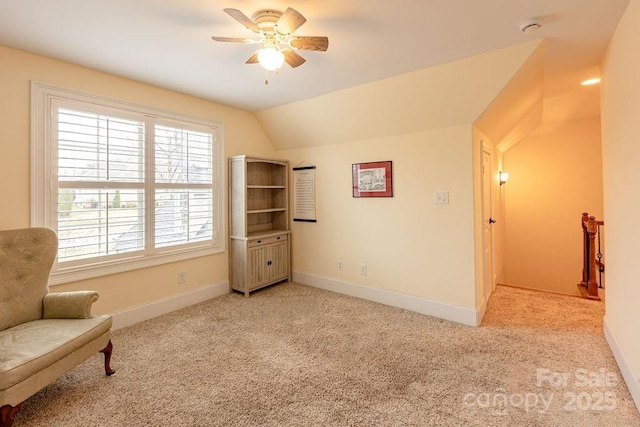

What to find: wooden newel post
left=580, top=212, right=590, bottom=287
left=585, top=216, right=601, bottom=300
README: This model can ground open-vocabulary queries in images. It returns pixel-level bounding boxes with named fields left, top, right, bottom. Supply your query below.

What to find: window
left=32, top=82, right=225, bottom=285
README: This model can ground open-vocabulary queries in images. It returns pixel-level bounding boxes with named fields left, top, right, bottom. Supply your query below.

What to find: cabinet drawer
left=248, top=234, right=288, bottom=247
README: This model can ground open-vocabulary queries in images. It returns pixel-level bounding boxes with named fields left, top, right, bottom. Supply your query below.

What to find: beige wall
left=0, top=44, right=276, bottom=315
left=279, top=125, right=478, bottom=309
left=600, top=0, right=640, bottom=402
left=474, top=41, right=545, bottom=152
left=501, top=117, right=603, bottom=295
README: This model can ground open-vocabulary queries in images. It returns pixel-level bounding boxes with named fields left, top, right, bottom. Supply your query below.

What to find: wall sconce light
left=499, top=171, right=509, bottom=185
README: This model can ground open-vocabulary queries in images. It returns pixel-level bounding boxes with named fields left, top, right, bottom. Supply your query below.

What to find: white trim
left=476, top=292, right=489, bottom=325
left=292, top=271, right=481, bottom=326
left=603, top=316, right=640, bottom=411
left=110, top=281, right=229, bottom=330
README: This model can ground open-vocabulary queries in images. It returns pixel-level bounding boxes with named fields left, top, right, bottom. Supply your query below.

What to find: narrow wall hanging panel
left=293, top=165, right=317, bottom=222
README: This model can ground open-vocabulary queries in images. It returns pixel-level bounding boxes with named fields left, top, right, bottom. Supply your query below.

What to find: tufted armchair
left=0, top=228, right=114, bottom=427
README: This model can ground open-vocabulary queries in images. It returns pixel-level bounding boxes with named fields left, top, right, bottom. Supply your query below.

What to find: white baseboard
left=292, top=271, right=481, bottom=326
left=603, top=316, right=640, bottom=411
left=110, top=281, right=229, bottom=330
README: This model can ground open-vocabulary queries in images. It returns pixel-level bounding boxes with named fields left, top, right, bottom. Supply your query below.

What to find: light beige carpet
left=14, top=283, right=640, bottom=426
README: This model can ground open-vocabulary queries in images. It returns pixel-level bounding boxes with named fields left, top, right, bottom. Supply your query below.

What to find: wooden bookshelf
left=228, top=156, right=291, bottom=296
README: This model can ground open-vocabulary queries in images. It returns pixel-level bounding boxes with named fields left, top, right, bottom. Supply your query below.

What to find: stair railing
left=578, top=212, right=604, bottom=300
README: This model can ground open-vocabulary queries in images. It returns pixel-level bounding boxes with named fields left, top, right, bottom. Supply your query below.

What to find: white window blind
left=56, top=107, right=146, bottom=263
left=31, top=82, right=225, bottom=285
left=154, top=124, right=214, bottom=248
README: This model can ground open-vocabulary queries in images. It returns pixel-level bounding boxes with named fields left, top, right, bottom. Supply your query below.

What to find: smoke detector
left=519, top=17, right=543, bottom=34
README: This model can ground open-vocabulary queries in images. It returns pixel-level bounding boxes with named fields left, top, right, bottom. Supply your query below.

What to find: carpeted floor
left=14, top=283, right=640, bottom=426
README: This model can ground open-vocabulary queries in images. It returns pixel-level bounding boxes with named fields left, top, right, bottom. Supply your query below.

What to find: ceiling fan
left=212, top=7, right=329, bottom=74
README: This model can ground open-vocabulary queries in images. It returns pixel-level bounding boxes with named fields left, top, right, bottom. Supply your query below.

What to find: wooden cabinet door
left=248, top=241, right=289, bottom=289
left=248, top=245, right=270, bottom=289
left=269, top=241, right=289, bottom=282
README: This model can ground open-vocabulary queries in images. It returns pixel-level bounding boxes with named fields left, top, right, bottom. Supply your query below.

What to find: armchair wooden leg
left=99, top=340, right=116, bottom=376
left=1, top=403, right=22, bottom=427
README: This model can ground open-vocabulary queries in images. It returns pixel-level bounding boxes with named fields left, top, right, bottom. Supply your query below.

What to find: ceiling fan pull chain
left=265, top=68, right=269, bottom=85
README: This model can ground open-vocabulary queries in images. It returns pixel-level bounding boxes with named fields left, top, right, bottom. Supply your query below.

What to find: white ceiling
left=0, top=0, right=630, bottom=113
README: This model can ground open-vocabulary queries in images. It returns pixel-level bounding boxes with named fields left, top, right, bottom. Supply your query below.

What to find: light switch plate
left=435, top=191, right=449, bottom=204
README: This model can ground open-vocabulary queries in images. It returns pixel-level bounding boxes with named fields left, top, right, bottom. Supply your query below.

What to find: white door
left=482, top=145, right=494, bottom=301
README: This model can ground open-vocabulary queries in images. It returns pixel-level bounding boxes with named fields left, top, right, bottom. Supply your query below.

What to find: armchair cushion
left=43, top=291, right=99, bottom=319
left=0, top=316, right=112, bottom=390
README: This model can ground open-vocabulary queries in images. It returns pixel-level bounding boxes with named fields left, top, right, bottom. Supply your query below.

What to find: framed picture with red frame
left=352, top=161, right=393, bottom=198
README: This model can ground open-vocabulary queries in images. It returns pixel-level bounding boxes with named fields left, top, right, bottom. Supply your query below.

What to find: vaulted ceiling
left=0, top=0, right=629, bottom=120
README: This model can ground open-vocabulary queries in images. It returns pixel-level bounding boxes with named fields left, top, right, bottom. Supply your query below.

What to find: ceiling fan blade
left=245, top=52, right=259, bottom=64
left=276, top=8, right=307, bottom=35
left=283, top=50, right=306, bottom=68
left=224, top=8, right=260, bottom=33
left=290, top=36, right=329, bottom=51
left=211, top=36, right=255, bottom=44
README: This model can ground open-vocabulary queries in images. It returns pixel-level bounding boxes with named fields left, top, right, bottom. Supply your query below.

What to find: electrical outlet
left=177, top=271, right=187, bottom=284
left=435, top=191, right=449, bottom=204
left=360, top=264, right=367, bottom=276
left=337, top=259, right=343, bottom=270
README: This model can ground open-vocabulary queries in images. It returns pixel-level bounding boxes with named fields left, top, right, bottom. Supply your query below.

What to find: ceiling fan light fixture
left=258, top=47, right=285, bottom=71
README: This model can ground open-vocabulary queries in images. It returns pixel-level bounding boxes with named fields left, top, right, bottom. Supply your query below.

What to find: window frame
left=31, top=81, right=225, bottom=286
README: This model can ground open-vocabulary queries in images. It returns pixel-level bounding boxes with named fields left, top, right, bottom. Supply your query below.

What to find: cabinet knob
left=257, top=240, right=262, bottom=243
left=276, top=236, right=280, bottom=240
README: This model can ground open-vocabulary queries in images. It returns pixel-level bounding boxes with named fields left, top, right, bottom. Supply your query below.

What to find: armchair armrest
left=43, top=291, right=100, bottom=319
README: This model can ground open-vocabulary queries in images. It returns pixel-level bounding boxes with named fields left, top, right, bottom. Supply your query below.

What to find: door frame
left=481, top=141, right=495, bottom=302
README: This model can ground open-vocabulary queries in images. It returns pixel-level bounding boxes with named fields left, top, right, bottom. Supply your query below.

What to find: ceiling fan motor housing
left=252, top=10, right=283, bottom=33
